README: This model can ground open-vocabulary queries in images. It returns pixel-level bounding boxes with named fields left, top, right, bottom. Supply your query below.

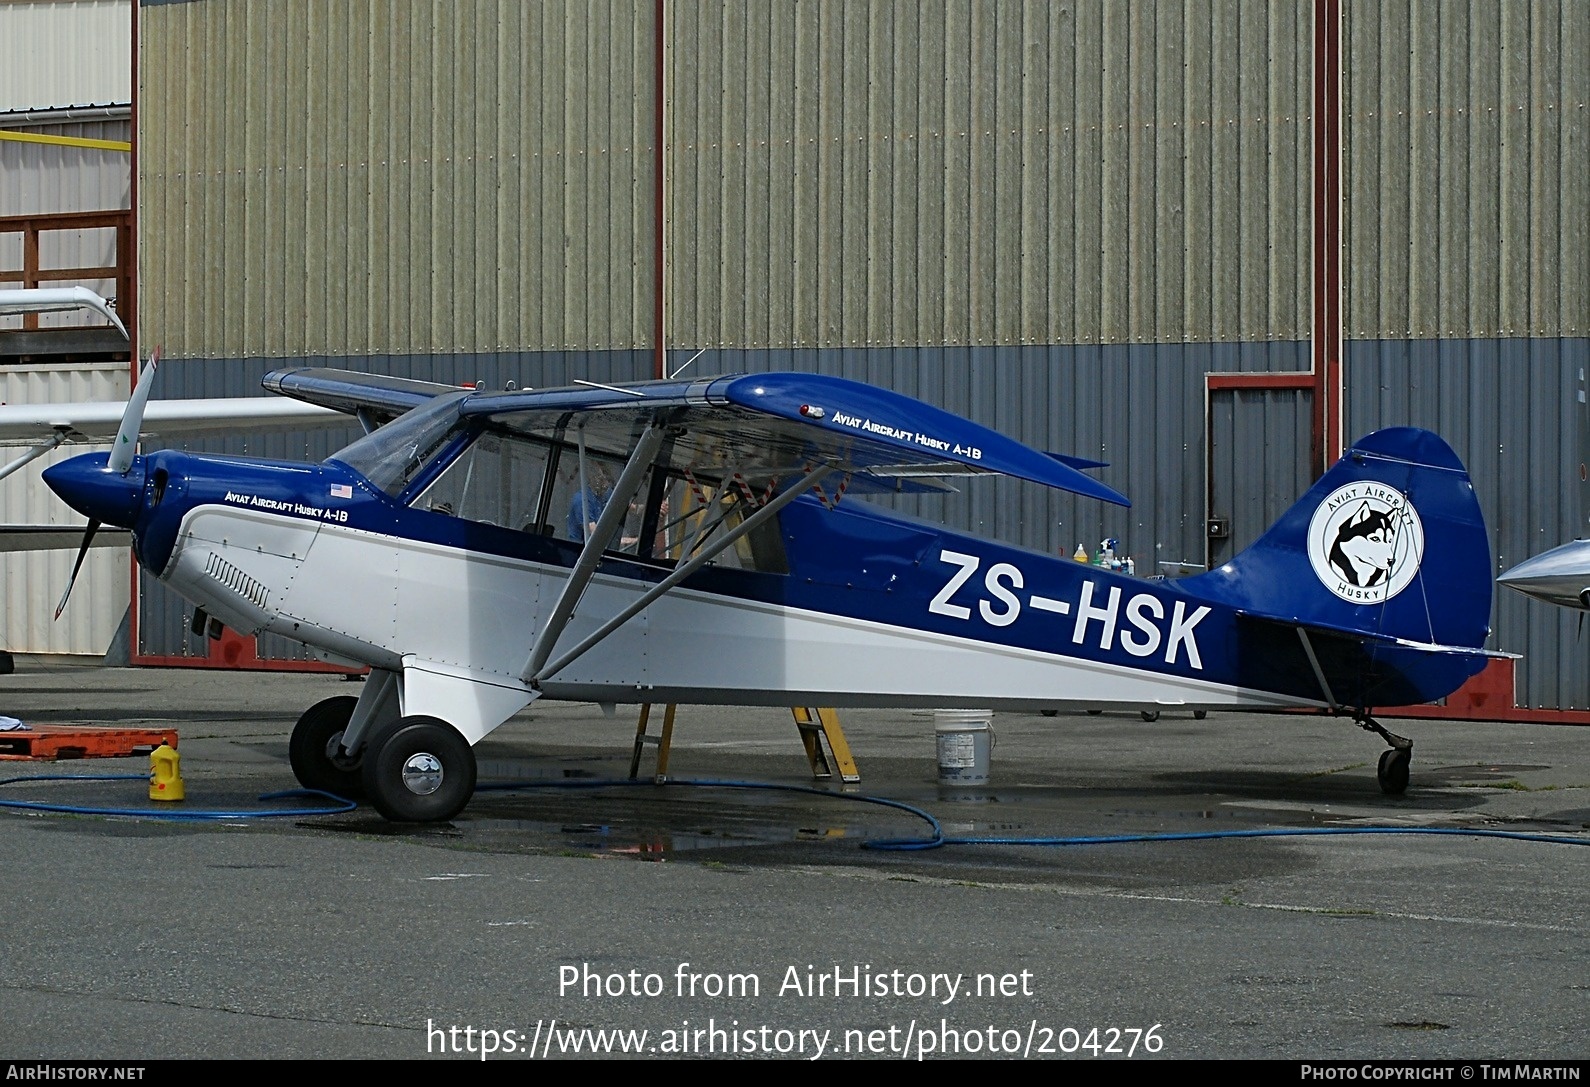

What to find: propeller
left=108, top=348, right=159, bottom=473
left=52, top=349, right=159, bottom=620
left=53, top=520, right=99, bottom=621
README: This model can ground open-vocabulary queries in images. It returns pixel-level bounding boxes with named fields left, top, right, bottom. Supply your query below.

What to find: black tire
left=1041, top=709, right=1059, bottom=718
left=1140, top=710, right=1160, bottom=722
left=361, top=715, right=477, bottom=823
left=1086, top=709, right=1102, bottom=716
left=1377, top=747, right=1411, bottom=795
left=1193, top=709, right=1208, bottom=720
left=288, top=696, right=365, bottom=798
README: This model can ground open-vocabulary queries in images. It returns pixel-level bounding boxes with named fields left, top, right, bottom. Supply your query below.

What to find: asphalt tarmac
left=0, top=660, right=1586, bottom=1062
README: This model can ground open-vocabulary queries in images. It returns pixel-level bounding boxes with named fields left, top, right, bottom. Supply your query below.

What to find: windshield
left=329, top=390, right=471, bottom=496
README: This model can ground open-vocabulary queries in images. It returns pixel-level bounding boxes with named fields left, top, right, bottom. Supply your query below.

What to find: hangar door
left=1206, top=386, right=1316, bottom=569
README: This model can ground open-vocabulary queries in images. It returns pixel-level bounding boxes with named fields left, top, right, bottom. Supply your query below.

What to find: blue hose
left=0, top=772, right=357, bottom=819
left=8, top=771, right=1585, bottom=849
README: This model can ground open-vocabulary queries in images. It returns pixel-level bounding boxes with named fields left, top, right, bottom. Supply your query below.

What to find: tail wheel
left=288, top=695, right=364, bottom=798
left=361, top=715, right=477, bottom=822
left=1377, top=747, right=1411, bottom=795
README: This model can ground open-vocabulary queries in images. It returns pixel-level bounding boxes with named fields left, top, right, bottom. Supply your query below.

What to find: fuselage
left=110, top=447, right=1453, bottom=722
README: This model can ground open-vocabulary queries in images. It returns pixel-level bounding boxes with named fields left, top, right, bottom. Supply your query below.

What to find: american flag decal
left=330, top=483, right=353, bottom=499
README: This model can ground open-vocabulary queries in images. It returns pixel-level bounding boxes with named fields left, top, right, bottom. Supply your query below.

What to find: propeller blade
left=108, top=348, right=160, bottom=474
left=53, top=518, right=100, bottom=621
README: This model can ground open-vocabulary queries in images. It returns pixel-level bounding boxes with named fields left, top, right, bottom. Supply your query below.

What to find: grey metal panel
left=1562, top=7, right=1590, bottom=338
left=663, top=0, right=1310, bottom=351
left=0, top=121, right=131, bottom=218
left=1344, top=0, right=1589, bottom=339
left=139, top=0, right=656, bottom=359
left=0, top=363, right=129, bottom=655
left=1208, top=386, right=1314, bottom=567
left=1346, top=336, right=1590, bottom=710
left=0, top=1, right=131, bottom=113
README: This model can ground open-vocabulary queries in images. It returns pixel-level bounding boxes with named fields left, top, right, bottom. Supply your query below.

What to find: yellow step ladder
left=629, top=704, right=860, bottom=784
left=790, top=706, right=860, bottom=783
left=628, top=703, right=679, bottom=782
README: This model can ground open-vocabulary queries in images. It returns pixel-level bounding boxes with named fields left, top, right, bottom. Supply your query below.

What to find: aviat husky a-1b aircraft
left=41, top=362, right=1498, bottom=821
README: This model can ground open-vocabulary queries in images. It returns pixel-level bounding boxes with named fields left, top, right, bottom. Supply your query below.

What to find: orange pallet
left=0, top=725, right=178, bottom=761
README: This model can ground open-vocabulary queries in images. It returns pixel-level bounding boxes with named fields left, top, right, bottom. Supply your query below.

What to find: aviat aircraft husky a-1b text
left=42, top=362, right=1499, bottom=821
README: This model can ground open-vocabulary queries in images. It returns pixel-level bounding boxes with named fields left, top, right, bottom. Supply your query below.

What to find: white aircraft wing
left=0, top=397, right=344, bottom=445
left=0, top=287, right=128, bottom=339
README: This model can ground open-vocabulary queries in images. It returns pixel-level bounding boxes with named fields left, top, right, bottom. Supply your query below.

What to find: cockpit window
left=414, top=429, right=552, bottom=530
left=332, top=396, right=788, bottom=575
left=329, top=391, right=470, bottom=496
left=671, top=480, right=789, bottom=574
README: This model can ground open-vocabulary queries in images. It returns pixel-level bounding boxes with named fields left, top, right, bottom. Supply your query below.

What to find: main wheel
left=1377, top=747, right=1411, bottom=795
left=288, top=696, right=365, bottom=798
left=361, top=715, right=477, bottom=823
left=1193, top=709, right=1208, bottom=720
left=1140, top=710, right=1160, bottom=722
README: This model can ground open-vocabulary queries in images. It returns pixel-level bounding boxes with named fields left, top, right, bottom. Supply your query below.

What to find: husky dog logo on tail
left=1329, top=502, right=1398, bottom=586
left=1307, top=485, right=1425, bottom=604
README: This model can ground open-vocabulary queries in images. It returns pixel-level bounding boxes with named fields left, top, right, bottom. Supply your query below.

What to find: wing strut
left=527, top=461, right=835, bottom=686
left=521, top=422, right=669, bottom=682
left=0, top=431, right=67, bottom=484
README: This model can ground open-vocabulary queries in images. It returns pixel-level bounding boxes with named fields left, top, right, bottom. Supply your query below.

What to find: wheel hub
left=323, top=731, right=360, bottom=771
left=400, top=752, right=444, bottom=795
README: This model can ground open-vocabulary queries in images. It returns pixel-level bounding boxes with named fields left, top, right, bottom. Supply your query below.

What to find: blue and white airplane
left=41, top=362, right=1499, bottom=822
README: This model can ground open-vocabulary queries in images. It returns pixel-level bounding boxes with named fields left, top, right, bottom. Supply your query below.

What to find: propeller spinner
left=42, top=350, right=159, bottom=619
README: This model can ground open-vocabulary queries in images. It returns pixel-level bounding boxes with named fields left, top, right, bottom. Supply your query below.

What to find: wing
left=0, top=397, right=344, bottom=445
left=468, top=372, right=1130, bottom=503
left=264, top=368, right=1130, bottom=502
left=263, top=367, right=465, bottom=421
left=0, top=287, right=128, bottom=339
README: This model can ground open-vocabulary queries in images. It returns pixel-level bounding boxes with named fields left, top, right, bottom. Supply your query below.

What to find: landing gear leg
left=1358, top=713, right=1413, bottom=795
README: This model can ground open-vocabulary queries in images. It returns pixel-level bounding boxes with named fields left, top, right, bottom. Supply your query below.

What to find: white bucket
left=934, top=709, right=992, bottom=785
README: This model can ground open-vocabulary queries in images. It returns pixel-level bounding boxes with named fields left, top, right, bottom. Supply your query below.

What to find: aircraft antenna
left=668, top=347, right=707, bottom=380
left=573, top=379, right=646, bottom=397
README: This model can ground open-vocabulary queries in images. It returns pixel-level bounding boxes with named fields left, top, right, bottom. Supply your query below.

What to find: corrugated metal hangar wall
left=0, top=0, right=133, bottom=657
left=133, top=0, right=1588, bottom=710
